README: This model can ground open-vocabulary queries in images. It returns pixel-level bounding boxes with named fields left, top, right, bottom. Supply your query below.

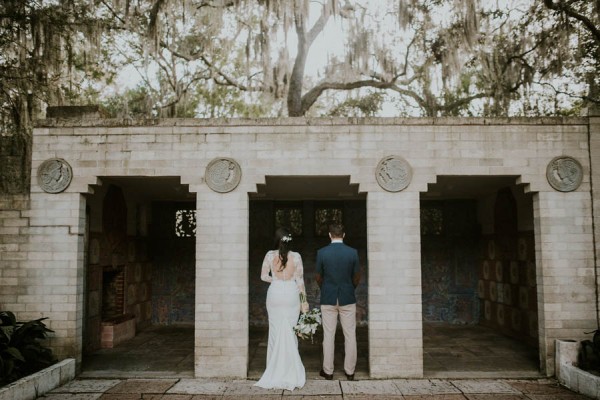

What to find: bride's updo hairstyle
left=274, top=227, right=293, bottom=270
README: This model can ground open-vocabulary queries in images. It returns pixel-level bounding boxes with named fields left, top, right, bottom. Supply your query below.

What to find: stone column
left=194, top=185, right=249, bottom=378
left=589, top=114, right=600, bottom=333
left=534, top=188, right=596, bottom=376
left=367, top=190, right=423, bottom=378
left=24, top=189, right=86, bottom=362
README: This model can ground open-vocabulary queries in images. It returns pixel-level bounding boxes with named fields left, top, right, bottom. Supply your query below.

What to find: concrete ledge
left=0, top=358, right=75, bottom=400
left=560, top=364, right=600, bottom=399
left=34, top=115, right=589, bottom=128
left=556, top=339, right=600, bottom=399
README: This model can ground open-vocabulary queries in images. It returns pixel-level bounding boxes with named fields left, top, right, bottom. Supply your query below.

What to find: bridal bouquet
left=294, top=307, right=322, bottom=343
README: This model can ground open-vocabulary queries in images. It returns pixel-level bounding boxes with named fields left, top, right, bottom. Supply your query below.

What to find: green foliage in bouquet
left=294, top=308, right=322, bottom=344
left=0, top=311, right=57, bottom=386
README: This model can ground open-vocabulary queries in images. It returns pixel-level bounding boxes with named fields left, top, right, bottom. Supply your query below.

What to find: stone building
left=0, top=113, right=598, bottom=379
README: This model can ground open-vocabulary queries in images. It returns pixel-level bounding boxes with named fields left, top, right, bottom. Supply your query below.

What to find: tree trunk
left=287, top=21, right=308, bottom=117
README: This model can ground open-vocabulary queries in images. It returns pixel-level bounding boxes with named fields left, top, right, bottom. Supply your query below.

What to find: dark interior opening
left=101, top=266, right=125, bottom=320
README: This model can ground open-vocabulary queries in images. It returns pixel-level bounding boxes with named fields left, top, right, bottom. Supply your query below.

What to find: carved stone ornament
left=37, top=158, right=72, bottom=193
left=375, top=155, right=412, bottom=192
left=546, top=156, right=583, bottom=192
left=205, top=157, right=242, bottom=193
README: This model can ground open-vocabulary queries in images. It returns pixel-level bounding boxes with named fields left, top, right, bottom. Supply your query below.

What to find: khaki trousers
left=321, top=303, right=357, bottom=375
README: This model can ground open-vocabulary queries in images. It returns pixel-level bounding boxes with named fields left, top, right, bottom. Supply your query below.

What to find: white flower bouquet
left=294, top=307, right=322, bottom=343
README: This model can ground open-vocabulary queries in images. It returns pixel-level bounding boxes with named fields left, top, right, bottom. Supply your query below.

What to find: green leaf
left=4, top=346, right=25, bottom=362
left=0, top=312, right=16, bottom=326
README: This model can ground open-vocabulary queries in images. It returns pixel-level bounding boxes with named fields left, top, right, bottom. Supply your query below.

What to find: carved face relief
left=205, top=157, right=242, bottom=193
left=37, top=158, right=72, bottom=193
left=375, top=155, right=412, bottom=192
left=546, top=156, right=583, bottom=192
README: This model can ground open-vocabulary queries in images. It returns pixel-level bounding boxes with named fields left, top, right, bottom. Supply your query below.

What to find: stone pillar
left=534, top=188, right=596, bottom=376
left=589, top=114, right=600, bottom=332
left=194, top=186, right=249, bottom=378
left=367, top=190, right=423, bottom=378
left=555, top=339, right=581, bottom=382
left=23, top=189, right=86, bottom=361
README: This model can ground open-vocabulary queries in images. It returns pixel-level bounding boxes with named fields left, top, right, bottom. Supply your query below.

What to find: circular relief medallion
left=375, top=155, right=412, bottom=192
left=546, top=156, right=583, bottom=192
left=482, top=261, right=490, bottom=280
left=495, top=261, right=503, bottom=282
left=489, top=281, right=497, bottom=301
left=477, top=280, right=485, bottom=298
left=496, top=304, right=505, bottom=326
left=37, top=158, right=72, bottom=193
left=484, top=301, right=492, bottom=321
left=205, top=157, right=242, bottom=193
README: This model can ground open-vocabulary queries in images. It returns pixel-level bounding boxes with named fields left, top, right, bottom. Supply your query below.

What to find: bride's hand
left=301, top=302, right=309, bottom=314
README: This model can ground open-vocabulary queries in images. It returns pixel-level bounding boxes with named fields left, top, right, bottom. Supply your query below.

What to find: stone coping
left=0, top=358, right=75, bottom=400
left=560, top=363, right=600, bottom=399
left=556, top=339, right=600, bottom=399
left=35, top=116, right=589, bottom=128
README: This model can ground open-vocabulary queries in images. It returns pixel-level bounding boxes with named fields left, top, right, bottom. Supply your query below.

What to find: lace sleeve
left=293, top=252, right=309, bottom=313
left=260, top=251, right=273, bottom=283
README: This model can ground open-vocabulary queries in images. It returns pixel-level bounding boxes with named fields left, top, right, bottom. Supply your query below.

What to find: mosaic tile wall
left=478, top=188, right=538, bottom=347
left=421, top=200, right=480, bottom=324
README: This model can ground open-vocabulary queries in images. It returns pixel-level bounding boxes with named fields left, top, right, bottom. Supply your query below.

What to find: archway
left=421, top=176, right=540, bottom=377
left=247, top=176, right=369, bottom=379
left=81, top=176, right=196, bottom=377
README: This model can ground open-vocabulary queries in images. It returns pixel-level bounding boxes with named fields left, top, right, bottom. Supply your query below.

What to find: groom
left=315, top=223, right=361, bottom=381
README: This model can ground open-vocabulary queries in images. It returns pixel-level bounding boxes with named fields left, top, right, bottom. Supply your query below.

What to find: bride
left=254, top=227, right=309, bottom=391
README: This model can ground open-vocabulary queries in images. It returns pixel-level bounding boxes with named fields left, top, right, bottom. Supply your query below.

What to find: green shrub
left=0, top=311, right=57, bottom=386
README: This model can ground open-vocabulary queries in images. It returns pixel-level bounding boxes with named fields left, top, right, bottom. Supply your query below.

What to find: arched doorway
left=247, top=176, right=369, bottom=379
left=82, top=177, right=196, bottom=377
left=421, top=176, right=540, bottom=377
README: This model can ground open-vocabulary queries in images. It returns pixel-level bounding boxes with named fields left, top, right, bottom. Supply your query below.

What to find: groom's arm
left=316, top=273, right=323, bottom=287
left=315, top=251, right=323, bottom=288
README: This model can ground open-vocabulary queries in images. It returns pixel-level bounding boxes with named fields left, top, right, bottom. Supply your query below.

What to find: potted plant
left=0, top=311, right=57, bottom=386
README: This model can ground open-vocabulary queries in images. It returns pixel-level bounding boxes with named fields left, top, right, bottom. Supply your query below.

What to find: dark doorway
left=82, top=177, right=195, bottom=376
left=421, top=200, right=480, bottom=325
left=248, top=176, right=368, bottom=379
left=421, top=176, right=540, bottom=377
left=150, top=202, right=196, bottom=325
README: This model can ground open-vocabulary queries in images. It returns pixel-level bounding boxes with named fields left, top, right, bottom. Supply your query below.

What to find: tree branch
left=158, top=40, right=259, bottom=92
left=543, top=0, right=600, bottom=43
left=306, top=6, right=330, bottom=46
left=300, top=79, right=400, bottom=114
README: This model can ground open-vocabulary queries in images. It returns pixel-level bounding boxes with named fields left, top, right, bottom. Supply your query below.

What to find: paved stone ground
left=37, top=377, right=592, bottom=399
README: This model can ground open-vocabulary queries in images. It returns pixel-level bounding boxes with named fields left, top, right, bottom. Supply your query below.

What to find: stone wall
left=0, top=116, right=597, bottom=378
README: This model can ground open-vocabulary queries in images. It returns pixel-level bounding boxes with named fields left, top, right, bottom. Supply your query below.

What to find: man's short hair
left=329, top=223, right=345, bottom=238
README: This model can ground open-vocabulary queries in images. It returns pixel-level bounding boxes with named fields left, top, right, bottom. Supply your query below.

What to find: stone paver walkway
left=37, top=377, right=592, bottom=399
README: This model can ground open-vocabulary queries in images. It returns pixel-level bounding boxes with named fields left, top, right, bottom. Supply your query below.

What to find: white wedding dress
left=254, top=250, right=307, bottom=391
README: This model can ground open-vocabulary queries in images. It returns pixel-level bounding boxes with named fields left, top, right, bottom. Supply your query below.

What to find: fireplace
left=102, top=266, right=124, bottom=320
left=101, top=265, right=135, bottom=348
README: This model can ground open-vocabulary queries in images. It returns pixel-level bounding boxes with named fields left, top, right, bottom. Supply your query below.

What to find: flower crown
left=281, top=235, right=292, bottom=243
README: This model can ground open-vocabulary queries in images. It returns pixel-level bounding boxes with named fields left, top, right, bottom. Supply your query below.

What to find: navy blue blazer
left=316, top=242, right=360, bottom=306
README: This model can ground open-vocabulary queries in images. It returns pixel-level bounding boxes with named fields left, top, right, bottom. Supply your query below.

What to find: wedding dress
left=254, top=250, right=307, bottom=391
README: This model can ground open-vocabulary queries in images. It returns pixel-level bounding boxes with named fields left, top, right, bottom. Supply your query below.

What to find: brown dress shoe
left=319, top=369, right=333, bottom=380
left=345, top=372, right=354, bottom=381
